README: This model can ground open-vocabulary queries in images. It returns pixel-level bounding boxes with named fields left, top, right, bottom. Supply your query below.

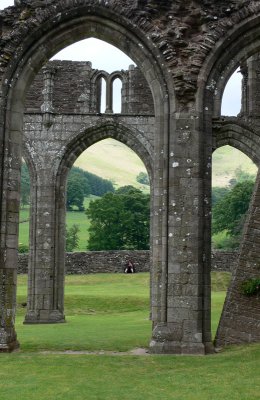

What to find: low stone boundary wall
left=211, top=250, right=239, bottom=272
left=18, top=250, right=239, bottom=274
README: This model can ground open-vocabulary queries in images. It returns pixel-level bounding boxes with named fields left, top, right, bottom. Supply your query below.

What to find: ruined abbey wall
left=0, top=0, right=260, bottom=354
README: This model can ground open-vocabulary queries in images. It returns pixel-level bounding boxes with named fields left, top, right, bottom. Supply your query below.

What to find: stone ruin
left=0, top=0, right=259, bottom=354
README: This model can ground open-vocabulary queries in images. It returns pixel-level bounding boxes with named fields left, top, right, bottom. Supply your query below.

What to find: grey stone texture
left=0, top=0, right=259, bottom=353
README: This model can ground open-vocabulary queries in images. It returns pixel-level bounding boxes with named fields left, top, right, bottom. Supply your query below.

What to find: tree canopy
left=66, top=224, right=80, bottom=252
left=66, top=174, right=86, bottom=211
left=86, top=186, right=150, bottom=250
left=136, top=171, right=149, bottom=186
left=212, top=180, right=254, bottom=237
left=66, top=166, right=114, bottom=210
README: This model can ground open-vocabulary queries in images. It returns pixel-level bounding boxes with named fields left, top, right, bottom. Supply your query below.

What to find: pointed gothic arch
left=0, top=3, right=174, bottom=351
left=199, top=14, right=260, bottom=348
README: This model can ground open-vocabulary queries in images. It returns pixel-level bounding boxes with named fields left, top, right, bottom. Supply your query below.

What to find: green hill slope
left=212, top=145, right=257, bottom=187
left=74, top=138, right=149, bottom=191
left=75, top=139, right=257, bottom=189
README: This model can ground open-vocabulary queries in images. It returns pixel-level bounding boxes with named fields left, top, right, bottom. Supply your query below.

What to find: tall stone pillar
left=0, top=110, right=21, bottom=351
left=24, top=169, right=65, bottom=324
left=105, top=77, right=113, bottom=114
left=247, top=54, right=260, bottom=117
left=150, top=111, right=213, bottom=354
left=239, top=62, right=248, bottom=116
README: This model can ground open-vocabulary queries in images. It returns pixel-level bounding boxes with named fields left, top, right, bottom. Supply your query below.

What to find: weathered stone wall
left=25, top=61, right=154, bottom=115
left=211, top=250, right=238, bottom=273
left=17, top=250, right=238, bottom=274
left=1, top=0, right=260, bottom=353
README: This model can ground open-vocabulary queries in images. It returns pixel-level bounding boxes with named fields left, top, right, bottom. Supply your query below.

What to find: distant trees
left=66, top=171, right=88, bottom=211
left=212, top=180, right=254, bottom=239
left=86, top=186, right=150, bottom=250
left=66, top=224, right=80, bottom=252
left=136, top=172, right=149, bottom=186
left=66, top=166, right=114, bottom=210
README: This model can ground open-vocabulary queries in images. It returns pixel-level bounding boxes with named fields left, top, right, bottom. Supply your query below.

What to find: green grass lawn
left=1, top=272, right=260, bottom=400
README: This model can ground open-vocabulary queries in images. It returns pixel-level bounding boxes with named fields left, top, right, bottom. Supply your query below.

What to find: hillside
left=74, top=139, right=258, bottom=189
left=212, top=145, right=257, bottom=187
left=74, top=138, right=149, bottom=191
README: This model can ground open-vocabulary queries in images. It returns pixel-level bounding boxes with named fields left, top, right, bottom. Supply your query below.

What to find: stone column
left=150, top=111, right=213, bottom=354
left=24, top=168, right=65, bottom=324
left=0, top=111, right=22, bottom=351
left=239, top=62, right=248, bottom=116
left=247, top=54, right=260, bottom=117
left=41, top=66, right=56, bottom=127
left=105, top=77, right=113, bottom=114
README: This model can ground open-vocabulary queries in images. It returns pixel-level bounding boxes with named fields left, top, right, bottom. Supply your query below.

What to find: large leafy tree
left=86, top=186, right=150, bottom=250
left=66, top=174, right=86, bottom=211
left=212, top=180, right=255, bottom=237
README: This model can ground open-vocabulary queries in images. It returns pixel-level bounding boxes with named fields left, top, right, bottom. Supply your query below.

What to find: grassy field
left=1, top=272, right=260, bottom=400
left=74, top=138, right=149, bottom=190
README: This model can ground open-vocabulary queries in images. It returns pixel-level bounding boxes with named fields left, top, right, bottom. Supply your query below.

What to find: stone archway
left=0, top=3, right=172, bottom=352
left=24, top=120, right=154, bottom=324
left=200, top=18, right=260, bottom=348
left=2, top=1, right=260, bottom=354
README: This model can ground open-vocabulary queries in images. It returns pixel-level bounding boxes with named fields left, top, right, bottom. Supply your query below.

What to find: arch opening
left=198, top=16, right=260, bottom=348
left=58, top=129, right=153, bottom=350
left=1, top=2, right=173, bottom=353
left=112, top=78, right=122, bottom=114
left=13, top=16, right=160, bottom=344
left=221, top=69, right=242, bottom=117
left=65, top=137, right=151, bottom=253
left=211, top=145, right=258, bottom=340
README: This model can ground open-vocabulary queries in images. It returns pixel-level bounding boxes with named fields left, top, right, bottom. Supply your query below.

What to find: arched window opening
left=112, top=78, right=122, bottom=113
left=51, top=38, right=135, bottom=72
left=211, top=145, right=258, bottom=338
left=97, top=77, right=107, bottom=113
left=63, top=137, right=151, bottom=351
left=66, top=137, right=150, bottom=252
left=0, top=0, right=14, bottom=9
left=221, top=69, right=242, bottom=116
left=7, top=16, right=158, bottom=351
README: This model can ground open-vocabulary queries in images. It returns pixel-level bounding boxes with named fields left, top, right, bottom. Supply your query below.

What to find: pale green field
left=212, top=145, right=257, bottom=187
left=74, top=138, right=149, bottom=190
left=75, top=140, right=257, bottom=188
